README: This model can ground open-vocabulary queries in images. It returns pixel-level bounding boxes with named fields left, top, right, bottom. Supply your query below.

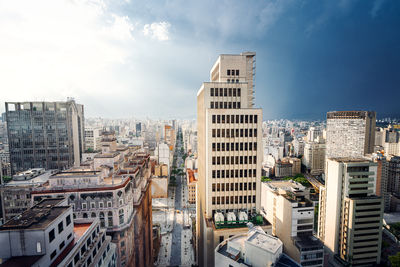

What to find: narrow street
left=154, top=129, right=195, bottom=267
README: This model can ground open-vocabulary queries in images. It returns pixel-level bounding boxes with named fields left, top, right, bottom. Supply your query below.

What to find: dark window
left=236, top=70, right=239, bottom=76
left=66, top=215, right=71, bottom=226
left=212, top=129, right=216, bottom=137
left=249, top=115, right=253, bottom=123
left=238, top=102, right=241, bottom=108
left=229, top=88, right=232, bottom=96
left=210, top=102, right=214, bottom=109
left=212, top=115, right=216, bottom=123
left=233, top=88, right=236, bottom=97
left=224, top=102, right=227, bottom=109
left=220, top=88, right=223, bottom=96
left=212, top=170, right=216, bottom=178
left=233, top=102, right=236, bottom=109
left=217, top=115, right=220, bottom=123
left=219, top=236, right=224, bottom=243
left=49, top=229, right=55, bottom=242
left=211, top=88, right=214, bottom=96
left=59, top=241, right=65, bottom=250
left=50, top=250, right=57, bottom=260
left=227, top=70, right=230, bottom=75
left=254, top=115, right=258, bottom=123
left=228, top=102, right=232, bottom=109
left=58, top=221, right=63, bottom=233
left=238, top=88, right=241, bottom=96
left=215, top=88, right=218, bottom=96
left=224, top=88, right=227, bottom=96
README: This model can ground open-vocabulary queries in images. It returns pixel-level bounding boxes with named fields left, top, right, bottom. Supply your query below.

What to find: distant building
left=288, top=157, right=301, bottom=175
left=292, top=138, right=305, bottom=157
left=84, top=126, right=102, bottom=152
left=303, top=142, right=326, bottom=175
left=214, top=225, right=301, bottom=267
left=136, top=122, right=142, bottom=137
left=326, top=111, right=376, bottom=159
left=275, top=160, right=292, bottom=178
left=5, top=100, right=85, bottom=174
left=261, top=180, right=324, bottom=266
left=318, top=158, right=383, bottom=266
left=0, top=197, right=116, bottom=267
left=0, top=169, right=53, bottom=222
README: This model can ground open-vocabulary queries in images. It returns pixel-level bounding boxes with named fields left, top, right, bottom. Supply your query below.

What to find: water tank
left=227, top=212, right=236, bottom=224
left=238, top=211, right=248, bottom=221
left=214, top=212, right=224, bottom=224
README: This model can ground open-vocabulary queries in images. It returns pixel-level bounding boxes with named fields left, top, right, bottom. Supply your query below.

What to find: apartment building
left=261, top=180, right=324, bottom=266
left=326, top=111, right=376, bottom=159
left=5, top=100, right=85, bottom=174
left=30, top=131, right=153, bottom=267
left=85, top=126, right=102, bottom=152
left=197, top=52, right=268, bottom=266
left=0, top=197, right=116, bottom=267
left=318, top=158, right=383, bottom=266
left=303, top=141, right=326, bottom=175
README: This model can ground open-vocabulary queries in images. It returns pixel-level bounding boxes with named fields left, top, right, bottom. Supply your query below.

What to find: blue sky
left=0, top=0, right=399, bottom=120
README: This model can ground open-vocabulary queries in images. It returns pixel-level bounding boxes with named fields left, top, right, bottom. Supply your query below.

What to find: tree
left=389, top=252, right=400, bottom=267
left=261, top=176, right=272, bottom=182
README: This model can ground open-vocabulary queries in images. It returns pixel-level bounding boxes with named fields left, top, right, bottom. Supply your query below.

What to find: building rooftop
left=0, top=197, right=69, bottom=231
left=265, top=180, right=306, bottom=192
left=5, top=170, right=54, bottom=186
left=246, top=228, right=282, bottom=254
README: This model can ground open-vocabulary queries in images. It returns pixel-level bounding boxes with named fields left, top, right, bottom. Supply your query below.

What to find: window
left=119, top=209, right=124, bottom=225
left=236, top=70, right=239, bottom=76
left=82, top=203, right=87, bottom=209
left=66, top=215, right=71, bottom=226
left=58, top=221, right=64, bottom=233
left=99, top=202, right=104, bottom=208
left=211, top=88, right=214, bottom=96
left=59, top=241, right=65, bottom=250
left=238, top=88, right=241, bottom=96
left=67, top=233, right=72, bottom=239
left=210, top=102, right=214, bottom=109
left=224, top=88, right=227, bottom=96
left=227, top=70, right=230, bottom=75
left=37, top=242, right=42, bottom=253
left=49, top=229, right=55, bottom=242
left=212, top=115, right=216, bottom=123
left=91, top=202, right=95, bottom=209
left=107, top=201, right=112, bottom=208
left=219, top=236, right=224, bottom=243
left=50, top=250, right=57, bottom=260
left=233, top=88, right=236, bottom=97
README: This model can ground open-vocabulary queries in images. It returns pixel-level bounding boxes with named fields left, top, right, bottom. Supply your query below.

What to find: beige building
left=261, top=181, right=324, bottom=266
left=326, top=111, right=376, bottom=159
left=318, top=158, right=383, bottom=266
left=85, top=126, right=102, bottom=152
left=303, top=141, right=326, bottom=175
left=197, top=52, right=266, bottom=266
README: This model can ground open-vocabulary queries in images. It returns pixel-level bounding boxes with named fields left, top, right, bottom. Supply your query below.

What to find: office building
left=5, top=100, right=85, bottom=174
left=318, top=158, right=383, bottom=266
left=197, top=52, right=267, bottom=266
left=0, top=197, right=116, bottom=267
left=261, top=180, right=324, bottom=266
left=136, top=122, right=142, bottom=137
left=326, top=111, right=376, bottom=159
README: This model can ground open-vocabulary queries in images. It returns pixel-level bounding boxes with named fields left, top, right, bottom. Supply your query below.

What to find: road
left=154, top=129, right=195, bottom=267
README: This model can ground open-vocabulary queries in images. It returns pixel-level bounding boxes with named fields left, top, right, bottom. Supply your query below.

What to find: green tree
left=389, top=252, right=400, bottom=267
left=261, top=176, right=272, bottom=182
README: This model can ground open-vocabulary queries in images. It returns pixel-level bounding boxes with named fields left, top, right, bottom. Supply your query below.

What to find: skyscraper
left=197, top=52, right=265, bottom=266
left=318, top=158, right=383, bottom=266
left=5, top=100, right=84, bottom=174
left=326, top=111, right=376, bottom=159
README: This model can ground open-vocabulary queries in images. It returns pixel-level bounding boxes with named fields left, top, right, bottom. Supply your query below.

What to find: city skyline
left=1, top=0, right=399, bottom=120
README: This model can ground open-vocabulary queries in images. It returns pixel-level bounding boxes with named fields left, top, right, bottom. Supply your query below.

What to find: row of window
left=212, top=141, right=258, bottom=152
left=212, top=114, right=258, bottom=124
left=210, top=87, right=241, bottom=97
left=49, top=214, right=72, bottom=243
left=212, top=182, right=256, bottom=192
left=227, top=69, right=239, bottom=76
left=212, top=169, right=257, bottom=178
left=212, top=195, right=256, bottom=205
left=213, top=128, right=257, bottom=138
left=212, top=153, right=257, bottom=166
left=210, top=101, right=241, bottom=109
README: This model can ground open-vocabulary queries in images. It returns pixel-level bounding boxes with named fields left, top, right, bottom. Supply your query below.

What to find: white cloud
left=143, top=21, right=171, bottom=41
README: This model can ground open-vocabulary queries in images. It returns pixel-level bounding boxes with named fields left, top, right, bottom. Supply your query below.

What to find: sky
left=0, top=0, right=399, bottom=120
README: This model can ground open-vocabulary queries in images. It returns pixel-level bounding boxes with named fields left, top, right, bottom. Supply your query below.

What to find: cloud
left=370, top=0, right=385, bottom=18
left=143, top=22, right=171, bottom=41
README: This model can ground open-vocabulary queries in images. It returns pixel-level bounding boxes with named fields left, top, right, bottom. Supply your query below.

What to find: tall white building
left=318, top=158, right=383, bottom=266
left=326, top=111, right=376, bottom=159
left=303, top=141, right=326, bottom=175
left=197, top=52, right=266, bottom=266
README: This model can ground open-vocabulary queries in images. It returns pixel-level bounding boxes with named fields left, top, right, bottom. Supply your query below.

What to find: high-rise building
left=136, top=122, right=142, bottom=137
left=197, top=52, right=267, bottom=266
left=326, top=111, right=376, bottom=159
left=5, top=100, right=85, bottom=174
left=261, top=180, right=324, bottom=266
left=318, top=158, right=383, bottom=266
